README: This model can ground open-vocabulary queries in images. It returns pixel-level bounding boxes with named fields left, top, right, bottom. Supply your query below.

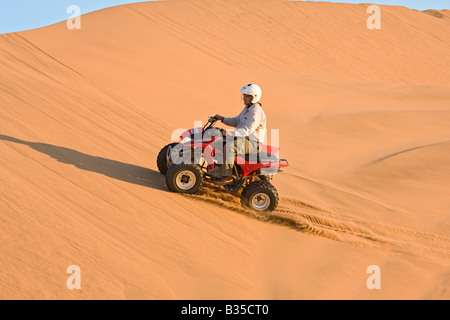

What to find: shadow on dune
left=364, top=140, right=450, bottom=167
left=0, top=134, right=166, bottom=191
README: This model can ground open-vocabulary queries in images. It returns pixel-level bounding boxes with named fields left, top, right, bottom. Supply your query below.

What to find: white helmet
left=240, top=83, right=262, bottom=104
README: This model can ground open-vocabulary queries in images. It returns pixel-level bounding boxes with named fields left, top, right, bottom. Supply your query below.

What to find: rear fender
left=236, top=157, right=289, bottom=177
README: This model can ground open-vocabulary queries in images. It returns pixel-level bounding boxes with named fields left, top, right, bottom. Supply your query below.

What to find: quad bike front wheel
left=166, top=164, right=203, bottom=194
left=157, top=143, right=180, bottom=175
left=241, top=181, right=279, bottom=212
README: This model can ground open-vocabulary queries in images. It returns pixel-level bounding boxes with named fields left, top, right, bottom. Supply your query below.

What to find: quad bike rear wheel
left=241, top=181, right=279, bottom=212
left=166, top=164, right=203, bottom=194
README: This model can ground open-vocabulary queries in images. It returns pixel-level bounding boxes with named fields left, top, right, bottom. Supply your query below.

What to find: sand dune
left=0, top=0, right=449, bottom=299
left=424, top=9, right=450, bottom=22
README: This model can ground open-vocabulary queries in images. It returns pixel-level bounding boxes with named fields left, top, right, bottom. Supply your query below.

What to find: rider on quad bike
left=156, top=84, right=289, bottom=212
left=213, top=83, right=266, bottom=185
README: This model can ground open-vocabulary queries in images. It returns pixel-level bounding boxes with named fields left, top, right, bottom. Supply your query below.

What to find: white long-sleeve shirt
left=223, top=102, right=267, bottom=143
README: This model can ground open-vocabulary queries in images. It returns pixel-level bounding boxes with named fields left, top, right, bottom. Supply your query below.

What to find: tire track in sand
left=182, top=183, right=450, bottom=265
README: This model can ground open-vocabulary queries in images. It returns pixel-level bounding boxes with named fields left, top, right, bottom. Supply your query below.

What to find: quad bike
left=156, top=116, right=289, bottom=212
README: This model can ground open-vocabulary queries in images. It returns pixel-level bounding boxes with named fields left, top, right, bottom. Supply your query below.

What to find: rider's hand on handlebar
left=213, top=114, right=224, bottom=121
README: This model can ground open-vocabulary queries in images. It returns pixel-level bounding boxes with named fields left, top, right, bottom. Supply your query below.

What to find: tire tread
left=241, top=181, right=279, bottom=212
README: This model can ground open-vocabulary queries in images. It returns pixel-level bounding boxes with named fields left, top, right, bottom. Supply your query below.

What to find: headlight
left=180, top=136, right=192, bottom=143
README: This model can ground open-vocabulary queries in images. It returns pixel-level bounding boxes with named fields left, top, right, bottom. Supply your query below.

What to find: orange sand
left=0, top=0, right=449, bottom=299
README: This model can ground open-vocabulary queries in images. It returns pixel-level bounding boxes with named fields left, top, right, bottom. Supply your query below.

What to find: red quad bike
left=157, top=117, right=289, bottom=212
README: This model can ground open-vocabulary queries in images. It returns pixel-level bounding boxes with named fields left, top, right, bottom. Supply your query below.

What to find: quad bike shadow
left=157, top=117, right=289, bottom=212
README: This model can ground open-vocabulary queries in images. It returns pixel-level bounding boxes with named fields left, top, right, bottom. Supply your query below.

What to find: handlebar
left=202, top=116, right=228, bottom=137
left=204, top=116, right=218, bottom=131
